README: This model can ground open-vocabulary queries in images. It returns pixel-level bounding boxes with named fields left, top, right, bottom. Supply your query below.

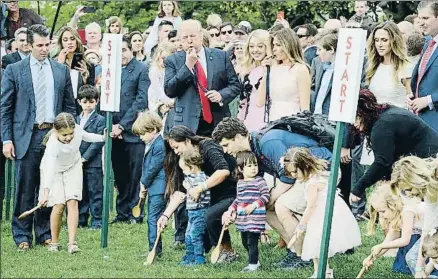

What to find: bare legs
left=50, top=200, right=79, bottom=245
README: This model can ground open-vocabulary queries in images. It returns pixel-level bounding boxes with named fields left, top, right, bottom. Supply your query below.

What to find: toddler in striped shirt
left=222, top=151, right=270, bottom=272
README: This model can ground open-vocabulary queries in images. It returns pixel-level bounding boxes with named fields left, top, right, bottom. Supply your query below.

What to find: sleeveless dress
left=269, top=64, right=301, bottom=121
left=300, top=172, right=362, bottom=261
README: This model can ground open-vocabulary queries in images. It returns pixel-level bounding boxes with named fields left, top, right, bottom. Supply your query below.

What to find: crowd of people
left=1, top=0, right=438, bottom=277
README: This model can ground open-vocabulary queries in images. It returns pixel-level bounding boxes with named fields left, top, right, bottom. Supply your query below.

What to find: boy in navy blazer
left=133, top=111, right=167, bottom=257
left=76, top=85, right=105, bottom=229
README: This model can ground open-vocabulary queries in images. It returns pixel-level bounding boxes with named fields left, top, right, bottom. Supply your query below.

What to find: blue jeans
left=147, top=194, right=166, bottom=254
left=350, top=144, right=367, bottom=216
left=185, top=208, right=207, bottom=257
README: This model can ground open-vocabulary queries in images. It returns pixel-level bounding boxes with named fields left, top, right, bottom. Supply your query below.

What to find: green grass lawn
left=0, top=217, right=411, bottom=278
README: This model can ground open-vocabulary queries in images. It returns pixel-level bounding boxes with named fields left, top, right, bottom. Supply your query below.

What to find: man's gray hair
left=14, top=27, right=27, bottom=38
left=178, top=19, right=202, bottom=33
left=85, top=22, right=102, bottom=33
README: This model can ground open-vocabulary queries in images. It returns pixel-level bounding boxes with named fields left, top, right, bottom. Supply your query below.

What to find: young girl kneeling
left=283, top=147, right=361, bottom=278
left=222, top=151, right=270, bottom=272
left=39, top=113, right=105, bottom=253
left=422, top=228, right=438, bottom=277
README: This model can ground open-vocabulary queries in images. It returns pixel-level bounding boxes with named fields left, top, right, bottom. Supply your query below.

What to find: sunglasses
left=221, top=30, right=233, bottom=35
left=210, top=32, right=220, bottom=37
left=297, top=34, right=308, bottom=38
left=235, top=47, right=243, bottom=51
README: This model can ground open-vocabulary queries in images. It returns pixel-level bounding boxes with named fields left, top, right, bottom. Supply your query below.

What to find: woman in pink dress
left=237, top=30, right=272, bottom=132
left=257, top=28, right=311, bottom=121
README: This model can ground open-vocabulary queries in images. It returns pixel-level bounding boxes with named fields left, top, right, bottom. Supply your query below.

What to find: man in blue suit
left=164, top=19, right=241, bottom=137
left=409, top=1, right=438, bottom=131
left=109, top=36, right=150, bottom=224
left=1, top=24, right=76, bottom=250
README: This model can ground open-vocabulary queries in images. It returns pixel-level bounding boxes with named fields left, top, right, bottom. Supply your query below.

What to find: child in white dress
left=283, top=147, right=361, bottom=278
left=38, top=113, right=105, bottom=253
left=422, top=228, right=438, bottom=278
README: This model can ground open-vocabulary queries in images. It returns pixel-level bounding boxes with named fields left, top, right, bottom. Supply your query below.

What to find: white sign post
left=317, top=28, right=367, bottom=278
left=100, top=33, right=123, bottom=248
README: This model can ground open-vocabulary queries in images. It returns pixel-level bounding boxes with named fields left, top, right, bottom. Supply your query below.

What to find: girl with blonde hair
left=421, top=228, right=438, bottom=277
left=236, top=29, right=272, bottom=132
left=106, top=16, right=123, bottom=34
left=144, top=1, right=182, bottom=56
left=257, top=28, right=311, bottom=121
left=363, top=182, right=426, bottom=275
left=366, top=21, right=413, bottom=108
left=390, top=156, right=438, bottom=278
left=148, top=43, right=177, bottom=127
left=283, top=147, right=361, bottom=278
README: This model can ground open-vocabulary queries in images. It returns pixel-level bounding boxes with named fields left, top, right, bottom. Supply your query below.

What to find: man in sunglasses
left=219, top=22, right=233, bottom=47
left=164, top=19, right=241, bottom=137
left=3, top=0, right=42, bottom=41
left=296, top=23, right=318, bottom=66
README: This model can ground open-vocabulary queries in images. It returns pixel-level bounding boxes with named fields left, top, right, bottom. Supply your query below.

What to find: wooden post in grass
left=100, top=33, right=123, bottom=248
left=317, top=28, right=367, bottom=278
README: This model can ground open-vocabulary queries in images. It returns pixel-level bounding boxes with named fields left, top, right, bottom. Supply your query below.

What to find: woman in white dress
left=144, top=1, right=182, bottom=57
left=257, top=28, right=311, bottom=122
left=390, top=156, right=438, bottom=278
left=283, top=147, right=361, bottom=278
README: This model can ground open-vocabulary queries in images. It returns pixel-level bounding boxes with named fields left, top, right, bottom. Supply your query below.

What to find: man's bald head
left=179, top=19, right=203, bottom=52
left=397, top=21, right=415, bottom=42
left=324, top=19, right=342, bottom=31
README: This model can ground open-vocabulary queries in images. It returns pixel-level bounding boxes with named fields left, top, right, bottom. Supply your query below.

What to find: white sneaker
left=241, top=262, right=260, bottom=273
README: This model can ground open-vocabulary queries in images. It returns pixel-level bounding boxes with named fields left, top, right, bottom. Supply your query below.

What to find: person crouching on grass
left=38, top=113, right=105, bottom=253
left=132, top=111, right=167, bottom=258
left=222, top=151, right=270, bottom=272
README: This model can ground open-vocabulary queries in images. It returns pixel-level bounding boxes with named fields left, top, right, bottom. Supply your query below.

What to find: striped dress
left=229, top=176, right=270, bottom=233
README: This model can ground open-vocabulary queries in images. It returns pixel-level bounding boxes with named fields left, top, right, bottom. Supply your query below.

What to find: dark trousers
left=241, top=231, right=260, bottom=264
left=351, top=144, right=367, bottom=215
left=174, top=202, right=188, bottom=242
left=12, top=129, right=51, bottom=245
left=339, top=161, right=352, bottom=206
left=0, top=150, right=6, bottom=220
left=147, top=194, right=166, bottom=254
left=205, top=197, right=234, bottom=247
left=79, top=167, right=103, bottom=227
left=111, top=139, right=145, bottom=221
left=186, top=207, right=207, bottom=257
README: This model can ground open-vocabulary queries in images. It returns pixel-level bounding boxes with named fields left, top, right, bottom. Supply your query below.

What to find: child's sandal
left=68, top=242, right=81, bottom=254
left=260, top=232, right=271, bottom=244
left=48, top=242, right=60, bottom=252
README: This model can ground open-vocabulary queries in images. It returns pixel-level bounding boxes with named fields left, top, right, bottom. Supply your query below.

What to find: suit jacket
left=112, top=58, right=150, bottom=143
left=1, top=57, right=76, bottom=159
left=411, top=37, right=438, bottom=131
left=1, top=52, right=22, bottom=69
left=141, top=135, right=166, bottom=196
left=164, top=48, right=241, bottom=134
left=304, top=45, right=318, bottom=67
left=76, top=112, right=105, bottom=168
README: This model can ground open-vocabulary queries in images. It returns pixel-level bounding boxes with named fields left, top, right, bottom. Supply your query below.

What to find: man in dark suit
left=2, top=27, right=30, bottom=69
left=296, top=24, right=318, bottom=66
left=1, top=24, right=76, bottom=250
left=109, top=36, right=149, bottom=224
left=164, top=19, right=241, bottom=136
left=409, top=1, right=438, bottom=132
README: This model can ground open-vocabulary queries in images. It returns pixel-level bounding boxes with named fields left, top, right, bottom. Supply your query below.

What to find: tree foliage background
left=20, top=1, right=419, bottom=34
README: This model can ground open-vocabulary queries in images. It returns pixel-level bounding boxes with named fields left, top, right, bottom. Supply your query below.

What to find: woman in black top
left=157, top=125, right=238, bottom=261
left=350, top=89, right=438, bottom=201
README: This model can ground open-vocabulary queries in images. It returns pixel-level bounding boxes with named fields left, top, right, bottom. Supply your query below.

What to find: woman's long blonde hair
left=367, top=182, right=404, bottom=235
left=283, top=147, right=327, bottom=181
left=158, top=1, right=181, bottom=17
left=54, top=26, right=85, bottom=58
left=240, top=29, right=272, bottom=76
left=390, top=156, right=438, bottom=203
left=365, top=21, right=410, bottom=85
left=151, top=42, right=176, bottom=69
left=273, top=28, right=308, bottom=70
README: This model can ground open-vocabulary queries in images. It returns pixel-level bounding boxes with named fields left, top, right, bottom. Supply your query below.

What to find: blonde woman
left=236, top=30, right=272, bottom=132
left=390, top=156, right=438, bottom=278
left=54, top=26, right=95, bottom=98
left=144, top=1, right=182, bottom=56
left=106, top=16, right=123, bottom=34
left=366, top=21, right=413, bottom=108
left=257, top=28, right=311, bottom=121
left=148, top=43, right=177, bottom=125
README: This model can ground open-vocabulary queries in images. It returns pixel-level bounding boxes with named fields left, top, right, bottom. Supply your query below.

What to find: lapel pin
left=209, top=56, right=213, bottom=60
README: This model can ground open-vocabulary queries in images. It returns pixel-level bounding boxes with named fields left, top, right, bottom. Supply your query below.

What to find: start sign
left=100, top=33, right=123, bottom=112
left=328, top=28, right=367, bottom=124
